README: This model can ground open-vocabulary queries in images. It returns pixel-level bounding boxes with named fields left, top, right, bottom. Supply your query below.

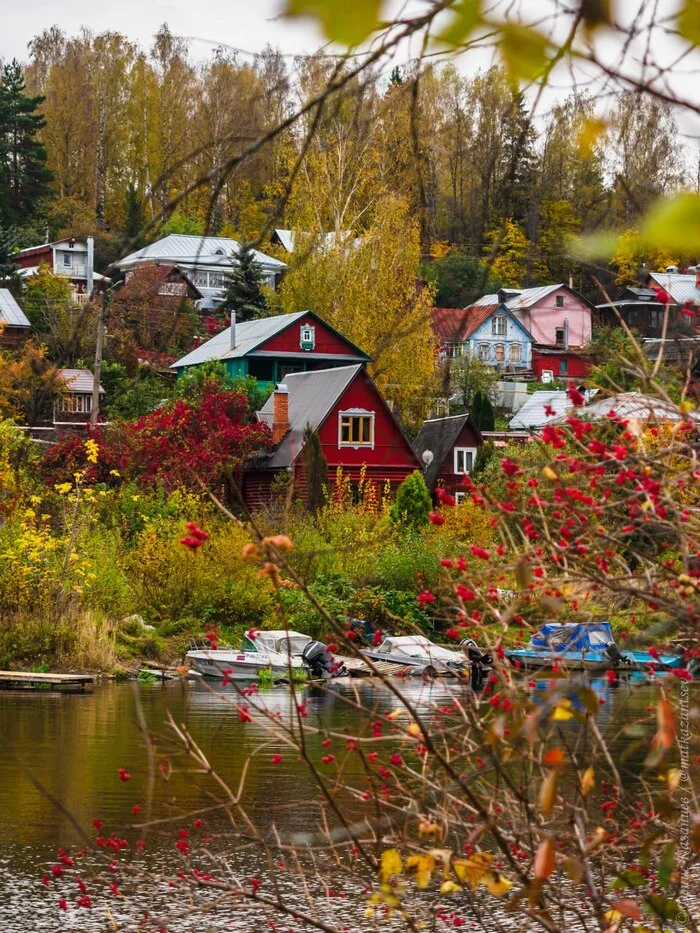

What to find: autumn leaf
left=405, top=854, right=434, bottom=889
left=645, top=697, right=676, bottom=767
left=453, top=852, right=493, bottom=889
left=543, top=748, right=565, bottom=767
left=539, top=768, right=559, bottom=814
left=581, top=766, right=595, bottom=796
left=284, top=0, right=382, bottom=47
left=610, top=899, right=643, bottom=920
left=378, top=848, right=402, bottom=882
left=678, top=0, right=700, bottom=45
left=437, top=0, right=481, bottom=46
left=551, top=699, right=574, bottom=721
left=499, top=23, right=550, bottom=81
left=485, top=872, right=514, bottom=897
left=439, top=879, right=462, bottom=894
left=534, top=838, right=555, bottom=880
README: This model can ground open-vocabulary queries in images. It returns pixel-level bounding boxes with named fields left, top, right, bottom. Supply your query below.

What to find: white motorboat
left=361, top=635, right=467, bottom=676
left=186, top=630, right=311, bottom=680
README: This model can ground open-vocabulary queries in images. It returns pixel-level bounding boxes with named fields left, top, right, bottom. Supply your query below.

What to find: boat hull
left=186, top=649, right=302, bottom=680
left=360, top=649, right=465, bottom=676
left=506, top=649, right=687, bottom=673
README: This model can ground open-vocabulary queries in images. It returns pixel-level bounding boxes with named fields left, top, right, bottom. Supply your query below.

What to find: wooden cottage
left=0, top=289, right=31, bottom=348
left=243, top=365, right=419, bottom=509
left=412, top=413, right=484, bottom=500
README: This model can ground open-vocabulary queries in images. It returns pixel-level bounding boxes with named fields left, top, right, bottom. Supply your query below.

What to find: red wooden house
left=412, top=414, right=484, bottom=500
left=172, top=310, right=371, bottom=386
left=243, top=364, right=420, bottom=509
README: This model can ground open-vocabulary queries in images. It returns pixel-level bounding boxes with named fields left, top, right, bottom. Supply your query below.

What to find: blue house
left=432, top=302, right=533, bottom=371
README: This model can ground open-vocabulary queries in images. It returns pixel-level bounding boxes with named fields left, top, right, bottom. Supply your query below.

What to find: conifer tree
left=471, top=389, right=495, bottom=431
left=0, top=223, right=21, bottom=293
left=222, top=239, right=268, bottom=322
left=390, top=470, right=432, bottom=528
left=302, top=423, right=329, bottom=515
left=0, top=60, right=53, bottom=227
left=121, top=183, right=147, bottom=251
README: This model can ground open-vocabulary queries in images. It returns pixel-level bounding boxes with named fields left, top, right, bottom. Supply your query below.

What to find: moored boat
left=186, top=630, right=311, bottom=680
left=361, top=635, right=467, bottom=676
left=506, top=622, right=688, bottom=673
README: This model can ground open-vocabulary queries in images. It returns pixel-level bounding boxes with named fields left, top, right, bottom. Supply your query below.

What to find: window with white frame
left=339, top=410, right=374, bottom=447
left=57, top=394, right=92, bottom=414
left=300, top=324, right=315, bottom=350
left=510, top=343, right=521, bottom=362
left=62, top=252, right=72, bottom=268
left=492, top=315, right=507, bottom=336
left=478, top=343, right=490, bottom=361
left=495, top=343, right=505, bottom=362
left=454, top=447, right=477, bottom=474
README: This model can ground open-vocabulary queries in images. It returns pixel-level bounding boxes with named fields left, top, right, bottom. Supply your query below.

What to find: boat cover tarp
left=530, top=622, right=615, bottom=651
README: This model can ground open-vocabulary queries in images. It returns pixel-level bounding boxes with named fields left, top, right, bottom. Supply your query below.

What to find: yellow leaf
left=453, top=853, right=493, bottom=889
left=405, top=854, right=434, bottom=890
left=485, top=873, right=514, bottom=897
left=551, top=699, right=574, bottom=721
left=539, top=768, right=559, bottom=815
left=581, top=766, right=595, bottom=796
left=437, top=0, right=481, bottom=46
left=678, top=0, right=700, bottom=44
left=604, top=908, right=623, bottom=923
left=639, top=192, right=700, bottom=255
left=284, top=0, right=381, bottom=46
left=541, top=466, right=558, bottom=481
left=577, top=116, right=607, bottom=156
left=418, top=820, right=440, bottom=838
left=440, top=880, right=463, bottom=895
left=500, top=23, right=550, bottom=81
left=379, top=848, right=402, bottom=882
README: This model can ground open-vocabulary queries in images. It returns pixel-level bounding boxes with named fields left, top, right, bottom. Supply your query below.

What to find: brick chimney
left=271, top=384, right=290, bottom=444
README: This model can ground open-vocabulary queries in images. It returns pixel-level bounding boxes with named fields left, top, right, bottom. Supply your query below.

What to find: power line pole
left=89, top=289, right=105, bottom=427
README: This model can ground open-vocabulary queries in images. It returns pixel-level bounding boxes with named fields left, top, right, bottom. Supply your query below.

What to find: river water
left=0, top=677, right=696, bottom=931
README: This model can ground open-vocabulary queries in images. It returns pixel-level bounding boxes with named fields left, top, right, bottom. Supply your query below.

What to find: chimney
left=86, top=236, right=94, bottom=297
left=230, top=309, right=236, bottom=350
left=271, top=384, right=290, bottom=444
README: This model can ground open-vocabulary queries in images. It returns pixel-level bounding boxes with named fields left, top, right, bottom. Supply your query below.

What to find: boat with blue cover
left=506, top=622, right=688, bottom=673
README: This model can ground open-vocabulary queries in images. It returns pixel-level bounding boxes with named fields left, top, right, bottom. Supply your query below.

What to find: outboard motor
left=460, top=638, right=493, bottom=690
left=302, top=641, right=347, bottom=680
left=604, top=643, right=630, bottom=667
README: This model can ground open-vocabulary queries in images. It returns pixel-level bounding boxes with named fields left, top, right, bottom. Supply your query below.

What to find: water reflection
left=0, top=676, right=694, bottom=931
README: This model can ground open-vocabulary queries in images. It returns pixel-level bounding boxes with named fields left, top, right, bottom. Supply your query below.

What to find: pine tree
left=494, top=87, right=538, bottom=232
left=222, top=239, right=268, bottom=322
left=121, top=183, right=147, bottom=251
left=471, top=390, right=495, bottom=431
left=0, top=60, right=53, bottom=227
left=0, top=223, right=21, bottom=293
left=302, top=423, right=329, bottom=515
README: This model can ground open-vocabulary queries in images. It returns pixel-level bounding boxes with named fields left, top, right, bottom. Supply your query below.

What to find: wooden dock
left=0, top=671, right=95, bottom=691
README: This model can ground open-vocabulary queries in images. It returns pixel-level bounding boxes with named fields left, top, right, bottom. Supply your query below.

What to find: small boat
left=506, top=622, right=688, bottom=673
left=361, top=635, right=467, bottom=676
left=186, top=630, right=311, bottom=680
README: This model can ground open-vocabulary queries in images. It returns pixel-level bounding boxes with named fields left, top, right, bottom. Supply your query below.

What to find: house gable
left=468, top=305, right=532, bottom=367
left=413, top=414, right=483, bottom=492
left=519, top=286, right=592, bottom=349
left=315, top=368, right=418, bottom=475
left=252, top=311, right=371, bottom=362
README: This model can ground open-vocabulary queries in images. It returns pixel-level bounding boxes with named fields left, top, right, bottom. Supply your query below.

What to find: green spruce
left=223, top=239, right=268, bottom=322
left=0, top=60, right=53, bottom=227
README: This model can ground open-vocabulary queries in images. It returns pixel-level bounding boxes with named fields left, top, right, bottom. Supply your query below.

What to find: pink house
left=466, top=285, right=593, bottom=351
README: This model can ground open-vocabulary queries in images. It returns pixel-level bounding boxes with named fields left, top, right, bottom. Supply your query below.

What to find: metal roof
left=257, top=365, right=362, bottom=469
left=171, top=311, right=308, bottom=368
left=413, top=414, right=479, bottom=489
left=0, top=289, right=30, bottom=328
left=117, top=234, right=287, bottom=273
left=469, top=285, right=563, bottom=311
left=648, top=272, right=700, bottom=306
left=59, top=369, right=104, bottom=394
left=509, top=391, right=571, bottom=430
left=573, top=391, right=698, bottom=424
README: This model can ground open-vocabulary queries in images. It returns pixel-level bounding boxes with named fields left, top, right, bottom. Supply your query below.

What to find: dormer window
left=300, top=324, right=315, bottom=350
left=492, top=316, right=507, bottom=336
left=339, top=409, right=374, bottom=448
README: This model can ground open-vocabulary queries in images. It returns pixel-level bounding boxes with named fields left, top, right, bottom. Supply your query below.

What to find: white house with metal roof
left=116, top=234, right=287, bottom=309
